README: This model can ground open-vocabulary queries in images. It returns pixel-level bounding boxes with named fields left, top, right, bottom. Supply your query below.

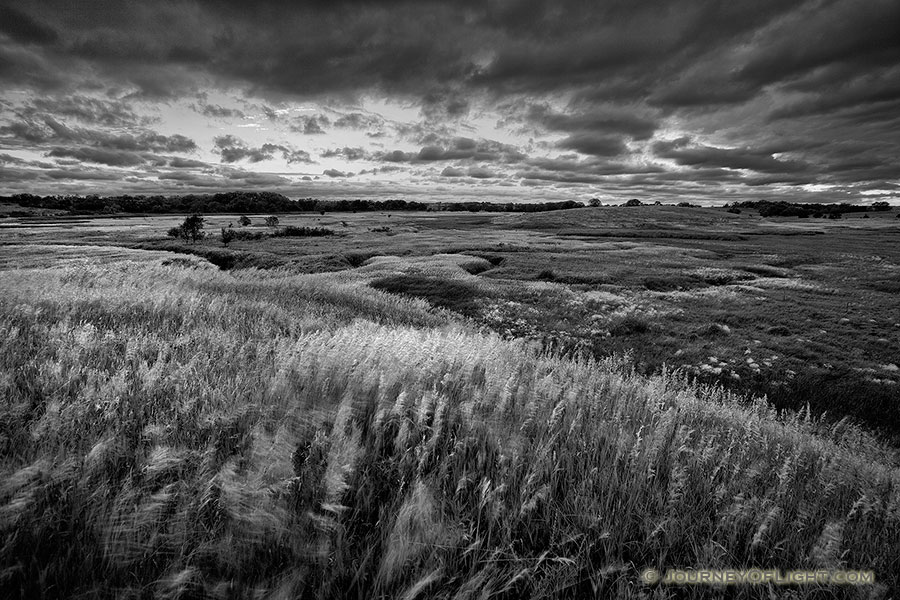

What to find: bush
left=270, top=226, right=334, bottom=238
left=230, top=230, right=266, bottom=241
left=264, top=215, right=279, bottom=228
left=238, top=215, right=251, bottom=226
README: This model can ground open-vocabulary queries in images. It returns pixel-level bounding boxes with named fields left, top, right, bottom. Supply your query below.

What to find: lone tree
left=221, top=227, right=235, bottom=247
left=238, top=215, right=251, bottom=226
left=265, top=215, right=279, bottom=228
left=181, top=214, right=205, bottom=243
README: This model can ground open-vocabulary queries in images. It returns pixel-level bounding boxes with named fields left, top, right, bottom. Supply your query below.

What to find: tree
left=588, top=198, right=603, bottom=207
left=624, top=199, right=643, bottom=207
left=221, top=227, right=235, bottom=247
left=180, top=214, right=205, bottom=243
left=238, top=215, right=251, bottom=226
left=265, top=215, right=279, bottom=228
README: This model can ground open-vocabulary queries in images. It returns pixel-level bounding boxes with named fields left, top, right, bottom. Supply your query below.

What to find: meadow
left=1, top=205, right=899, bottom=598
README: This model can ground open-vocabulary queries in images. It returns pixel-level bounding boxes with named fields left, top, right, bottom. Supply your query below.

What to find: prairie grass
left=1, top=258, right=898, bottom=598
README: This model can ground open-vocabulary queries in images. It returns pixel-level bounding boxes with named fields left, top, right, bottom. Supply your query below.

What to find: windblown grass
left=1, top=259, right=898, bottom=598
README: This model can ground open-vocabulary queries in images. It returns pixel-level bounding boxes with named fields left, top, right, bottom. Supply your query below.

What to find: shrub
left=264, top=215, right=279, bottom=228
left=231, top=230, right=266, bottom=241
left=270, top=226, right=335, bottom=238
left=221, top=227, right=235, bottom=247
left=238, top=215, right=251, bottom=226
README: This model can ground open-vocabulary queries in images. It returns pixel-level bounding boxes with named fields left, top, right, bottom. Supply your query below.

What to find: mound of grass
left=767, top=325, right=793, bottom=336
left=868, top=279, right=900, bottom=294
left=161, top=256, right=205, bottom=269
left=739, top=264, right=792, bottom=278
left=343, top=251, right=377, bottom=268
left=609, top=313, right=650, bottom=336
left=467, top=252, right=505, bottom=266
left=370, top=274, right=481, bottom=315
left=643, top=276, right=707, bottom=292
left=763, top=368, right=900, bottom=442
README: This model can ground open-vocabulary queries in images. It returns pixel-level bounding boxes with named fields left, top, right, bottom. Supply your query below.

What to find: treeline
left=1, top=192, right=584, bottom=215
left=729, top=200, right=892, bottom=218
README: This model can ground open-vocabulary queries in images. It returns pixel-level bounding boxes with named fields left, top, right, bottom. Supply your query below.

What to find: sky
left=0, top=0, right=898, bottom=205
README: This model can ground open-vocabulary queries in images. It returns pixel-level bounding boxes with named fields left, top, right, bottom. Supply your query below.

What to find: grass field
left=1, top=205, right=899, bottom=598
left=4, top=204, right=898, bottom=436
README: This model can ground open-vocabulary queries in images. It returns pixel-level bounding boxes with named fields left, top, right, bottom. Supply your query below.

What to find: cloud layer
left=0, top=0, right=897, bottom=203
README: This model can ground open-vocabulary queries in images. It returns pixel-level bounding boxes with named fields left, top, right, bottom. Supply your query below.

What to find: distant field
left=3, top=205, right=898, bottom=438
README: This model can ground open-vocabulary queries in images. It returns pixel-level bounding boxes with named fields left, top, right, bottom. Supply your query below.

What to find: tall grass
left=1, top=259, right=898, bottom=598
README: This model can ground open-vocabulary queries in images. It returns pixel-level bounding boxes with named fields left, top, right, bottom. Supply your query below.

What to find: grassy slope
left=1, top=254, right=898, bottom=599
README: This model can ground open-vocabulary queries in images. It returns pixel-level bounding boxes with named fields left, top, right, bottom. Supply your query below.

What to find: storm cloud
left=0, top=0, right=896, bottom=201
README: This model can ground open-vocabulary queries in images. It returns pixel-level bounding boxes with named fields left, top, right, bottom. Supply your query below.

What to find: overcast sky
left=0, top=0, right=898, bottom=204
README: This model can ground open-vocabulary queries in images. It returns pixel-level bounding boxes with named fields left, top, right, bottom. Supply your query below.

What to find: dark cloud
left=524, top=104, right=658, bottom=140
left=0, top=6, right=59, bottom=46
left=381, top=150, right=412, bottom=163
left=0, top=0, right=898, bottom=200
left=169, top=157, right=209, bottom=169
left=213, top=135, right=312, bottom=164
left=652, top=139, right=808, bottom=174
left=0, top=116, right=196, bottom=153
left=199, top=104, right=246, bottom=119
left=290, top=115, right=330, bottom=134
left=321, top=146, right=368, bottom=160
left=467, top=166, right=496, bottom=179
left=27, top=96, right=145, bottom=127
left=46, top=146, right=146, bottom=167
left=556, top=133, right=628, bottom=157
left=736, top=0, right=900, bottom=87
left=332, top=112, right=383, bottom=130
left=378, top=137, right=525, bottom=163
left=323, top=168, right=348, bottom=178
